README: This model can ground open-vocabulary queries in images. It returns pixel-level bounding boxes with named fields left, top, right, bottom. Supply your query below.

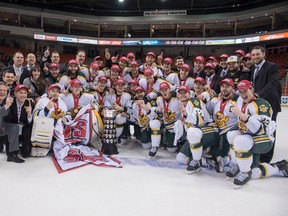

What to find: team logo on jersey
left=193, top=100, right=199, bottom=107
left=259, top=104, right=268, bottom=113
left=164, top=109, right=176, bottom=123
left=238, top=121, right=247, bottom=133
left=139, top=112, right=149, bottom=126
left=215, top=111, right=229, bottom=128
left=51, top=108, right=65, bottom=120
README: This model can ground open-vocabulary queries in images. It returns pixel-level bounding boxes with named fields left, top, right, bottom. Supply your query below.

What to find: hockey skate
left=149, top=147, right=158, bottom=157
left=271, top=160, right=288, bottom=177
left=233, top=171, right=252, bottom=189
left=187, top=160, right=201, bottom=174
left=226, top=163, right=240, bottom=178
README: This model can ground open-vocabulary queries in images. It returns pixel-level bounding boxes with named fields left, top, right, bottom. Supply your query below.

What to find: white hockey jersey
left=33, top=94, right=68, bottom=120
left=166, top=72, right=195, bottom=89
left=150, top=95, right=182, bottom=127
left=236, top=96, right=275, bottom=140
left=206, top=94, right=239, bottom=135
left=60, top=93, right=94, bottom=110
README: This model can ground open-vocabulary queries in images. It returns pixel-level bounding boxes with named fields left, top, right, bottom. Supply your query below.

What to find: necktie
left=253, top=66, right=260, bottom=82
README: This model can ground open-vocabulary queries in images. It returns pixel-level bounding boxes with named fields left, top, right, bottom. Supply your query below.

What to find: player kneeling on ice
left=227, top=80, right=287, bottom=188
left=175, top=85, right=219, bottom=173
left=130, top=86, right=155, bottom=149
left=148, top=82, right=183, bottom=157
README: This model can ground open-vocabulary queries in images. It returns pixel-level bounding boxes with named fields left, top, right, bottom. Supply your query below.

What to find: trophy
left=102, top=109, right=119, bottom=155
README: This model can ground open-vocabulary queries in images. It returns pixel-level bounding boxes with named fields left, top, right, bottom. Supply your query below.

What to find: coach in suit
left=4, top=84, right=34, bottom=163
left=250, top=46, right=282, bottom=163
left=0, top=51, right=30, bottom=84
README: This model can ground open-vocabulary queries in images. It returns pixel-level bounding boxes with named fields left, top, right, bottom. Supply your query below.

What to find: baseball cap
left=130, top=61, right=139, bottom=67
left=111, top=64, right=121, bottom=72
left=159, top=82, right=170, bottom=90
left=49, top=63, right=59, bottom=69
left=98, top=76, right=107, bottom=83
left=204, top=62, right=215, bottom=69
left=227, top=55, right=239, bottom=63
left=180, top=64, right=190, bottom=71
left=127, top=52, right=135, bottom=58
left=48, top=84, right=61, bottom=91
left=14, top=84, right=29, bottom=93
left=219, top=54, right=229, bottom=60
left=119, top=56, right=128, bottom=62
left=135, top=86, right=145, bottom=92
left=90, top=62, right=99, bottom=69
left=129, top=79, right=139, bottom=85
left=144, top=68, right=154, bottom=76
left=194, top=77, right=205, bottom=85
left=70, top=79, right=82, bottom=87
left=194, top=56, right=205, bottom=63
left=177, top=85, right=190, bottom=93
left=146, top=52, right=156, bottom=58
left=163, top=57, right=173, bottom=64
left=208, top=56, right=217, bottom=62
left=235, top=49, right=245, bottom=57
left=68, top=59, right=78, bottom=66
left=94, top=56, right=103, bottom=61
left=237, top=80, right=251, bottom=90
left=114, top=78, right=125, bottom=86
left=219, top=78, right=234, bottom=87
left=244, top=53, right=251, bottom=59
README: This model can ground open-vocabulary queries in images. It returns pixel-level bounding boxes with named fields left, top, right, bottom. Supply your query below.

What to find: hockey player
left=139, top=68, right=174, bottom=101
left=118, top=56, right=130, bottom=77
left=60, top=79, right=94, bottom=121
left=227, top=80, right=287, bottom=188
left=204, top=78, right=239, bottom=166
left=148, top=82, right=183, bottom=156
left=139, top=52, right=163, bottom=77
left=83, top=62, right=104, bottom=92
left=107, top=64, right=121, bottom=89
left=127, top=52, right=136, bottom=65
left=192, top=77, right=211, bottom=103
left=166, top=64, right=195, bottom=90
left=161, top=57, right=174, bottom=78
left=33, top=84, right=67, bottom=123
left=123, top=61, right=144, bottom=85
left=92, top=76, right=109, bottom=115
left=130, top=86, right=155, bottom=149
left=57, top=59, right=86, bottom=92
left=104, top=78, right=131, bottom=145
left=175, top=85, right=219, bottom=173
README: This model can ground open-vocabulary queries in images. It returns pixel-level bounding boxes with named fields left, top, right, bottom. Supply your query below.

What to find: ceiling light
left=119, top=0, right=124, bottom=2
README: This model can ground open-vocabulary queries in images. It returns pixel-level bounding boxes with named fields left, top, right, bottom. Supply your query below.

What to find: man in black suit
left=203, top=62, right=222, bottom=94
left=0, top=51, right=30, bottom=84
left=250, top=46, right=282, bottom=163
left=4, top=84, right=34, bottom=163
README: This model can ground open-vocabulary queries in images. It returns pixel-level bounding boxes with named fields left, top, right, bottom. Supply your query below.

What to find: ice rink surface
left=0, top=107, right=287, bottom=216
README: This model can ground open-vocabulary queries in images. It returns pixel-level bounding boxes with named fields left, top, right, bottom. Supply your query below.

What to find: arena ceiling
left=2, top=0, right=287, bottom=16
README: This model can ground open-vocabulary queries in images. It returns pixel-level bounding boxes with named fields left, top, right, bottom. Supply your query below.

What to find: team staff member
left=4, top=84, right=35, bottom=162
left=250, top=46, right=282, bottom=163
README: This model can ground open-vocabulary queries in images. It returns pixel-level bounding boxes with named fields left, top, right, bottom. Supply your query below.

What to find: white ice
left=0, top=107, right=287, bottom=216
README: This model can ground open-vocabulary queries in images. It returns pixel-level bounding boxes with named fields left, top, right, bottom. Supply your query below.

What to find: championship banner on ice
left=53, top=105, right=122, bottom=173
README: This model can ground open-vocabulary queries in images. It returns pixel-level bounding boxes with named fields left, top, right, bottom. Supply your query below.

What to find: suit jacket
left=250, top=61, right=282, bottom=115
left=0, top=66, right=30, bottom=84
left=208, top=74, right=222, bottom=94
left=4, top=99, right=35, bottom=126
